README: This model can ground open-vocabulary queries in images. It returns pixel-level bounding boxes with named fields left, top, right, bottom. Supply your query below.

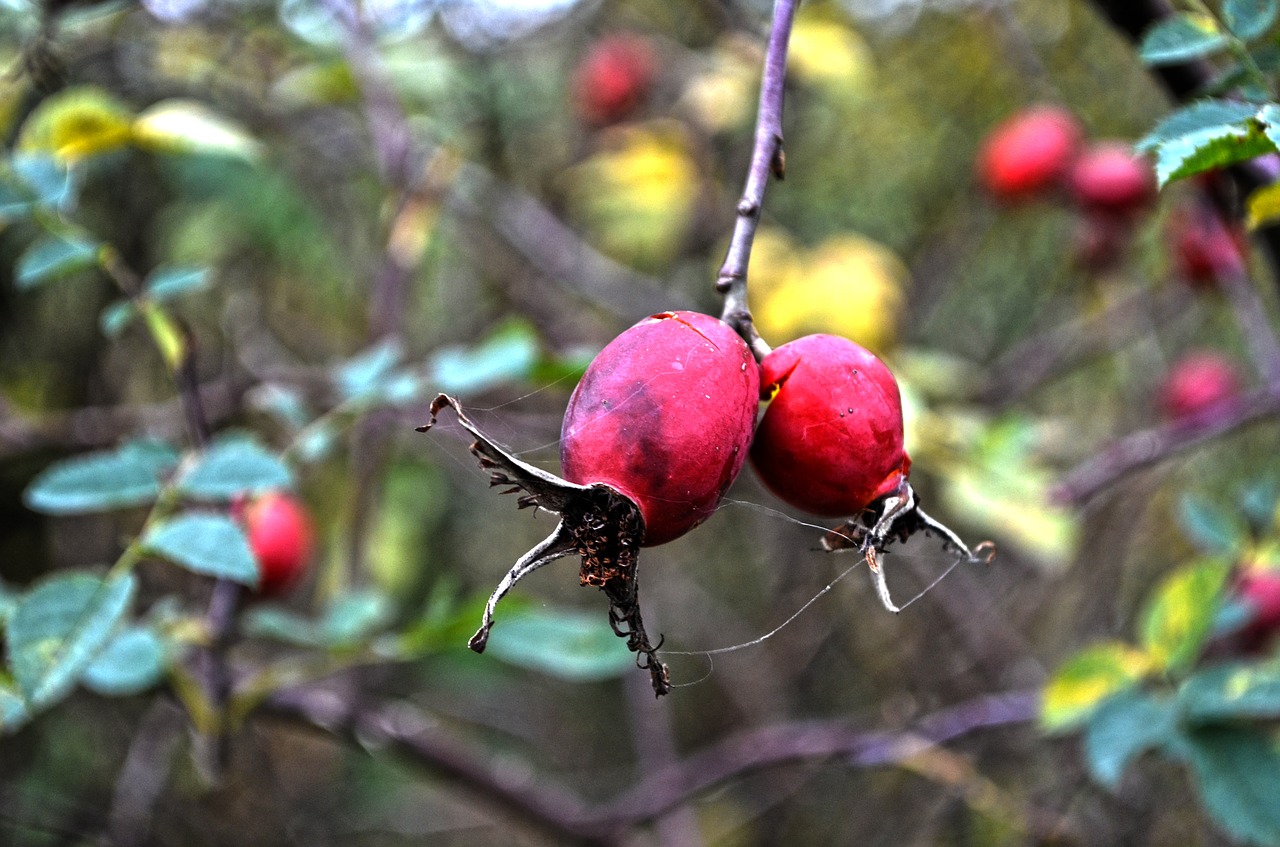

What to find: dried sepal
left=822, top=481, right=995, bottom=613
left=419, top=394, right=671, bottom=696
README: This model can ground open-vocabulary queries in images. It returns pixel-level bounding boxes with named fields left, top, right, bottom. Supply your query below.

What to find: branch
left=716, top=0, right=799, bottom=360
left=1054, top=381, right=1280, bottom=506
left=264, top=683, right=1039, bottom=841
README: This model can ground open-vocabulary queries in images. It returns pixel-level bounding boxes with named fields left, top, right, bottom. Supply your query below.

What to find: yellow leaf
left=142, top=303, right=186, bottom=373
left=679, top=34, right=761, bottom=133
left=788, top=10, right=875, bottom=95
left=753, top=232, right=907, bottom=353
left=1041, top=641, right=1150, bottom=732
left=18, top=87, right=134, bottom=162
left=1247, top=183, right=1280, bottom=230
left=132, top=100, right=262, bottom=161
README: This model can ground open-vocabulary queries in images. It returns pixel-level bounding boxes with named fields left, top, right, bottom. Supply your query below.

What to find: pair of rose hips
left=424, top=310, right=979, bottom=694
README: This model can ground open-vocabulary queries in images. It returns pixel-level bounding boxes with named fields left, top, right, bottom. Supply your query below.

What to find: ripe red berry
left=750, top=334, right=909, bottom=517
left=1170, top=205, right=1247, bottom=289
left=1159, top=351, right=1242, bottom=424
left=1067, top=142, right=1155, bottom=215
left=244, top=491, right=314, bottom=596
left=560, top=310, right=760, bottom=545
left=421, top=310, right=759, bottom=694
left=1233, top=567, right=1280, bottom=652
left=573, top=34, right=656, bottom=126
left=976, top=105, right=1082, bottom=202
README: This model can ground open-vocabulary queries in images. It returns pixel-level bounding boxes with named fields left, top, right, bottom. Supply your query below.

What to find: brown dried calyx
left=418, top=395, right=671, bottom=696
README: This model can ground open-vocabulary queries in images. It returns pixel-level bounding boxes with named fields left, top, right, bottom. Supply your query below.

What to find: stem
left=716, top=0, right=799, bottom=362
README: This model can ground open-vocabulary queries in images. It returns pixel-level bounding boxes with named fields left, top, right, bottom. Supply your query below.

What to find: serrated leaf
left=1152, top=126, right=1274, bottom=186
left=1042, top=641, right=1151, bottom=731
left=146, top=265, right=210, bottom=300
left=81, top=626, right=168, bottom=696
left=1180, top=662, right=1280, bottom=723
left=1184, top=727, right=1280, bottom=846
left=1139, top=100, right=1261, bottom=150
left=484, top=607, right=635, bottom=682
left=1084, top=689, right=1178, bottom=789
left=430, top=320, right=540, bottom=396
left=24, top=441, right=178, bottom=514
left=143, top=513, right=259, bottom=587
left=4, top=572, right=135, bottom=707
left=177, top=439, right=293, bottom=500
left=1141, top=13, right=1231, bottom=65
left=1225, top=0, right=1279, bottom=40
left=1179, top=494, right=1246, bottom=554
left=15, top=234, right=101, bottom=289
left=1141, top=562, right=1230, bottom=674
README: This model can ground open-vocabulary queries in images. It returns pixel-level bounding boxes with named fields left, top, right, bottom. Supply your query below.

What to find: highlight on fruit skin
left=418, top=310, right=760, bottom=695
left=750, top=334, right=992, bottom=612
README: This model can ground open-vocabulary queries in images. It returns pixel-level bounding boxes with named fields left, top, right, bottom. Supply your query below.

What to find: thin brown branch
left=1054, top=382, right=1280, bottom=506
left=715, top=0, right=799, bottom=361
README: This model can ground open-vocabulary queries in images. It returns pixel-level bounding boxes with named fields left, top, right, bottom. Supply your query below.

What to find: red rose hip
left=244, top=491, right=314, bottom=596
left=561, top=310, right=759, bottom=545
left=1159, top=351, right=1241, bottom=424
left=976, top=105, right=1082, bottom=202
left=421, top=310, right=759, bottom=694
left=1068, top=142, right=1155, bottom=214
left=573, top=34, right=656, bottom=126
left=751, top=334, right=909, bottom=517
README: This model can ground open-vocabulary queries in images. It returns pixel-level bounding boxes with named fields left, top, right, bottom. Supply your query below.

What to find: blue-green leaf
left=1140, top=14, right=1231, bottom=65
left=1139, top=100, right=1261, bottom=150
left=0, top=181, right=31, bottom=220
left=431, top=320, right=540, bottom=396
left=1184, top=727, right=1280, bottom=845
left=24, top=440, right=179, bottom=514
left=320, top=590, right=393, bottom=648
left=1225, top=0, right=1279, bottom=40
left=1180, top=662, right=1280, bottom=723
left=484, top=607, right=634, bottom=682
left=1084, top=689, right=1178, bottom=789
left=4, top=572, right=136, bottom=707
left=143, top=513, right=259, bottom=587
left=15, top=234, right=101, bottom=289
left=146, top=265, right=210, bottom=300
left=0, top=684, right=29, bottom=732
left=99, top=299, right=137, bottom=338
left=177, top=438, right=294, bottom=500
left=335, top=338, right=403, bottom=402
left=82, top=626, right=169, bottom=696
left=240, top=606, right=322, bottom=647
left=1179, top=494, right=1247, bottom=554
left=11, top=154, right=75, bottom=210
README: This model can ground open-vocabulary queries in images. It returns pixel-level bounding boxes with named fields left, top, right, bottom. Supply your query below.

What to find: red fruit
left=245, top=491, right=314, bottom=595
left=1068, top=142, right=1155, bottom=214
left=1234, top=568, right=1280, bottom=651
left=1159, top=351, right=1242, bottom=424
left=561, top=310, right=760, bottom=545
left=1170, top=205, right=1247, bottom=289
left=573, top=34, right=656, bottom=126
left=976, top=105, right=1082, bottom=202
left=750, top=334, right=909, bottom=517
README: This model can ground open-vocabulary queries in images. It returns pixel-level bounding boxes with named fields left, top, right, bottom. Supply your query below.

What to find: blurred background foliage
left=1, top=0, right=1279, bottom=844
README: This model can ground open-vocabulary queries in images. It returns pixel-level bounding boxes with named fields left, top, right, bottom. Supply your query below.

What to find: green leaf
left=1084, top=689, right=1178, bottom=789
left=1225, top=0, right=1279, bottom=40
left=146, top=265, right=210, bottom=300
left=483, top=607, right=635, bottom=682
left=81, top=626, right=169, bottom=696
left=24, top=440, right=179, bottom=514
left=1139, top=100, right=1261, bottom=149
left=1180, top=662, right=1280, bottom=723
left=4, top=572, right=136, bottom=707
left=1141, top=562, right=1230, bottom=674
left=177, top=439, right=294, bottom=500
left=431, top=320, right=541, bottom=396
left=15, top=234, right=101, bottom=289
left=11, top=154, right=75, bottom=210
left=1137, top=99, right=1275, bottom=185
left=1179, top=494, right=1247, bottom=554
left=240, top=606, right=322, bottom=647
left=320, top=590, right=393, bottom=648
left=1140, top=13, right=1231, bottom=65
left=99, top=299, right=136, bottom=338
left=1184, top=727, right=1280, bottom=846
left=335, top=338, right=404, bottom=402
left=0, top=684, right=29, bottom=732
left=143, top=513, right=259, bottom=587
left=1258, top=103, right=1280, bottom=154
left=1041, top=641, right=1151, bottom=731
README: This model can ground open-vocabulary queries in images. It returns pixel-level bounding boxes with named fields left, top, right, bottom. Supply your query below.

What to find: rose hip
left=244, top=491, right=314, bottom=596
left=976, top=105, right=1082, bottom=202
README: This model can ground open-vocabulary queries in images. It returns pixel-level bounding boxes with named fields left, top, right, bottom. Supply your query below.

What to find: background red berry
left=245, top=491, right=315, bottom=596
left=1158, top=351, right=1242, bottom=424
left=572, top=34, right=656, bottom=126
left=976, top=105, right=1082, bottom=202
left=1170, top=205, right=1247, bottom=289
left=1067, top=142, right=1155, bottom=215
